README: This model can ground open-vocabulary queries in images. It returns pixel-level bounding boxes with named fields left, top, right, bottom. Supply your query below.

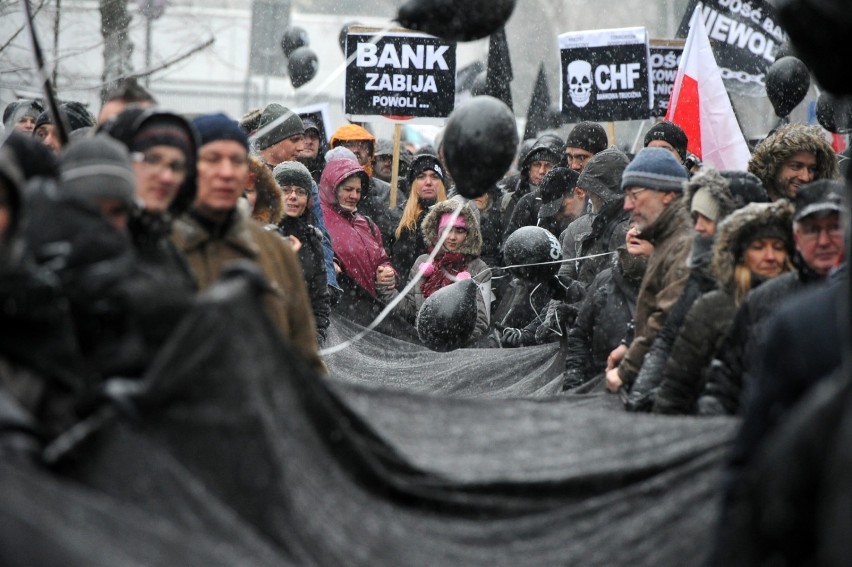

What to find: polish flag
left=666, top=8, right=751, bottom=170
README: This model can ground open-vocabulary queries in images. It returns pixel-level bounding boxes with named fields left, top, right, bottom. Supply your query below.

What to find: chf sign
left=559, top=27, right=654, bottom=122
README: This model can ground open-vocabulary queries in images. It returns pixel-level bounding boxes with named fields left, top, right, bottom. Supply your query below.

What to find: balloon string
left=321, top=242, right=615, bottom=355
left=467, top=250, right=616, bottom=281
left=319, top=202, right=464, bottom=356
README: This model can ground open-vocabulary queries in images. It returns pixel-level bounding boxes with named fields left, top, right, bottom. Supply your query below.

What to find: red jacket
left=319, top=159, right=391, bottom=297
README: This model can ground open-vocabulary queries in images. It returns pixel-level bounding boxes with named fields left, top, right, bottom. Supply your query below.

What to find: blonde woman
left=390, top=155, right=447, bottom=282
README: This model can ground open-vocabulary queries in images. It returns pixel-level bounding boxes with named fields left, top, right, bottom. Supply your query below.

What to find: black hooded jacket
left=500, top=134, right=563, bottom=237
left=277, top=214, right=331, bottom=346
left=563, top=250, right=644, bottom=389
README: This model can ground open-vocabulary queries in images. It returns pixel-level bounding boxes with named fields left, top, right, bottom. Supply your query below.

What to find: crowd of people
left=0, top=78, right=847, bottom=437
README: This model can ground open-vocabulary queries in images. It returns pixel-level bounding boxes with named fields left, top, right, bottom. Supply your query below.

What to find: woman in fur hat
left=652, top=200, right=795, bottom=415
left=378, top=199, right=491, bottom=347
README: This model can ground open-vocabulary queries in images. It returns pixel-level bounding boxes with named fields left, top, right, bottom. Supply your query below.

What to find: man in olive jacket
left=605, top=147, right=692, bottom=393
left=172, top=113, right=325, bottom=376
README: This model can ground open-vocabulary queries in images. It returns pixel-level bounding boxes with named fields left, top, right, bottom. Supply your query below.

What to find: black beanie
left=130, top=115, right=193, bottom=156
left=33, top=101, right=95, bottom=133
left=565, top=122, right=608, bottom=154
left=254, top=104, right=305, bottom=150
left=644, top=121, right=689, bottom=162
left=407, top=154, right=445, bottom=186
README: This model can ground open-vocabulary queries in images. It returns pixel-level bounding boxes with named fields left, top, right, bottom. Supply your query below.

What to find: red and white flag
left=666, top=8, right=751, bottom=170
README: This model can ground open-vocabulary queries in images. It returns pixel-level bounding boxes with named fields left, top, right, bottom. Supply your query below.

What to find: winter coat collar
left=637, top=199, right=690, bottom=247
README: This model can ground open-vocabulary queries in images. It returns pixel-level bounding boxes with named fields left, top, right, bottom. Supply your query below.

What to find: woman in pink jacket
left=319, top=158, right=396, bottom=298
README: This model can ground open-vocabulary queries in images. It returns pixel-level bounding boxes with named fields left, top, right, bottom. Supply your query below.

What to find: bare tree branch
left=0, top=0, right=49, bottom=55
left=129, top=37, right=215, bottom=80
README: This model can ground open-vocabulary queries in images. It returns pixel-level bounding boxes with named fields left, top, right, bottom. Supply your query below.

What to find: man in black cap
left=33, top=101, right=96, bottom=154
left=698, top=179, right=847, bottom=415
left=564, top=121, right=609, bottom=173
left=296, top=118, right=329, bottom=184
left=537, top=167, right=585, bottom=237
left=501, top=133, right=564, bottom=243
left=644, top=121, right=689, bottom=164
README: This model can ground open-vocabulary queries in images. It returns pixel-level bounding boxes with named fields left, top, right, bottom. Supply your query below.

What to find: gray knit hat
left=272, top=160, right=313, bottom=191
left=621, top=147, right=688, bottom=192
left=254, top=104, right=305, bottom=150
left=59, top=135, right=136, bottom=208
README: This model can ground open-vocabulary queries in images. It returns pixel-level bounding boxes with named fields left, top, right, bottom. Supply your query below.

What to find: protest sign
left=650, top=40, right=685, bottom=117
left=344, top=27, right=456, bottom=123
left=559, top=27, right=653, bottom=122
left=677, top=0, right=788, bottom=97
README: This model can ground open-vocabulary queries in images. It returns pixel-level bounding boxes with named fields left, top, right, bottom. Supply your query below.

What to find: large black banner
left=559, top=27, right=653, bottom=122
left=650, top=41, right=685, bottom=118
left=677, top=0, right=787, bottom=97
left=344, top=30, right=456, bottom=121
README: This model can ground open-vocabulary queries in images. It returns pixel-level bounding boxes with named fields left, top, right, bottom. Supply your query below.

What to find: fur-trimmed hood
left=685, top=167, right=737, bottom=221
left=248, top=157, right=285, bottom=225
left=711, top=200, right=795, bottom=292
left=420, top=198, right=482, bottom=256
left=748, top=124, right=838, bottom=201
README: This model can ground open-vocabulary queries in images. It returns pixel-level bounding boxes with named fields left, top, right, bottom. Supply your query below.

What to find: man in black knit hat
left=564, top=121, right=609, bottom=173
left=644, top=121, right=689, bottom=165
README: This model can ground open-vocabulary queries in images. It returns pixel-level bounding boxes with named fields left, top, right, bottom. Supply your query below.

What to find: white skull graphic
left=567, top=60, right=593, bottom=108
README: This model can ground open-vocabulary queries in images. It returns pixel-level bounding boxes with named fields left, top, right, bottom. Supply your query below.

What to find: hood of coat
left=420, top=198, right=483, bottom=256
left=519, top=133, right=564, bottom=182
left=711, top=200, right=795, bottom=291
left=248, top=157, right=285, bottom=225
left=330, top=124, right=376, bottom=177
left=684, top=167, right=737, bottom=223
left=747, top=123, right=838, bottom=201
left=318, top=158, right=369, bottom=211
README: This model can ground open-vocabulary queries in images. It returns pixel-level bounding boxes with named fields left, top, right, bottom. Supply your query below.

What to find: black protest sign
left=650, top=40, right=685, bottom=117
left=345, top=29, right=456, bottom=121
left=677, top=0, right=787, bottom=97
left=559, top=27, right=653, bottom=122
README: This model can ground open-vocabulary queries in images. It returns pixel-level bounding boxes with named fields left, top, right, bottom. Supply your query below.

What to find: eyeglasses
left=797, top=222, right=843, bottom=241
left=282, top=186, right=309, bottom=197
left=624, top=188, right=648, bottom=203
left=131, top=151, right=187, bottom=176
left=339, top=140, right=371, bottom=153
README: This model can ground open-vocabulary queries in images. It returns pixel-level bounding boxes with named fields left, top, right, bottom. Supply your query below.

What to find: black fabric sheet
left=2, top=277, right=738, bottom=565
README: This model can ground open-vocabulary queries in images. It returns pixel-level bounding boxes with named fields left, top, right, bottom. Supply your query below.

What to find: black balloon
left=281, top=26, right=309, bottom=57
left=816, top=93, right=852, bottom=133
left=765, top=56, right=811, bottom=118
left=288, top=47, right=318, bottom=89
left=443, top=95, right=518, bottom=198
left=503, top=226, right=562, bottom=283
left=338, top=21, right=360, bottom=56
left=416, top=278, right=478, bottom=352
left=396, top=0, right=516, bottom=42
